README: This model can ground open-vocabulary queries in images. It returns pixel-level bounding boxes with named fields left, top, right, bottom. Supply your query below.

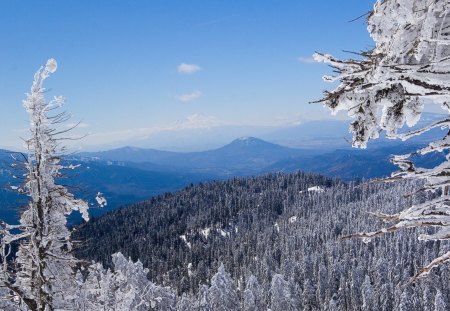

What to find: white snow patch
left=274, top=223, right=280, bottom=233
left=96, top=192, right=107, bottom=207
left=200, top=227, right=211, bottom=239
left=180, top=235, right=191, bottom=249
left=187, top=262, right=193, bottom=277
left=217, top=229, right=230, bottom=238
left=307, top=186, right=325, bottom=193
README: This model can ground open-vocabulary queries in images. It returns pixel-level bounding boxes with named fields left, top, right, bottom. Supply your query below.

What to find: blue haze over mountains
left=0, top=113, right=446, bottom=223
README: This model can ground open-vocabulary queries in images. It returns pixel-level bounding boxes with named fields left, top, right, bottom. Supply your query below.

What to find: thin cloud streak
left=85, top=114, right=223, bottom=145
left=176, top=90, right=202, bottom=102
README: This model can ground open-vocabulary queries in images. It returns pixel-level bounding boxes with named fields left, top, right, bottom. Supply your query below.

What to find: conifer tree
left=0, top=59, right=106, bottom=310
left=361, top=275, right=376, bottom=311
left=243, top=275, right=265, bottom=311
left=208, top=264, right=239, bottom=311
left=270, top=274, right=299, bottom=311
left=398, top=288, right=414, bottom=311
left=0, top=59, right=93, bottom=310
left=434, top=290, right=448, bottom=311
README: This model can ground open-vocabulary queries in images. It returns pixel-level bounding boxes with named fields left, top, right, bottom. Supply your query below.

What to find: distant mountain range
left=77, top=134, right=446, bottom=180
left=82, top=112, right=445, bottom=151
left=0, top=113, right=447, bottom=222
left=76, top=137, right=317, bottom=176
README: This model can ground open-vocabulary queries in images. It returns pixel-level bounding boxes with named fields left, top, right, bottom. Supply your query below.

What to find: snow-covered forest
left=74, top=172, right=450, bottom=310
left=1, top=0, right=450, bottom=310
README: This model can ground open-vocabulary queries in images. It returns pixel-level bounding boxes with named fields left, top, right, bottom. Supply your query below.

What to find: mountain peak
left=231, top=136, right=267, bottom=146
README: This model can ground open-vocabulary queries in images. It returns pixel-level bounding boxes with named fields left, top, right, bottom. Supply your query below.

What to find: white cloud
left=177, top=63, right=202, bottom=74
left=298, top=56, right=317, bottom=64
left=176, top=90, right=202, bottom=102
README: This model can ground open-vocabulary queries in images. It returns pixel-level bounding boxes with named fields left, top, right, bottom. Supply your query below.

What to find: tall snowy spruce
left=315, top=0, right=450, bottom=277
left=208, top=264, right=239, bottom=311
left=0, top=59, right=106, bottom=310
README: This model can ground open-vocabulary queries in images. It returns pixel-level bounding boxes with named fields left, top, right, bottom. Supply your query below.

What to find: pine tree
left=361, top=275, right=376, bottom=311
left=0, top=59, right=110, bottom=310
left=326, top=294, right=338, bottom=311
left=196, top=285, right=212, bottom=311
left=270, top=274, right=299, bottom=311
left=243, top=275, right=265, bottom=311
left=301, top=278, right=317, bottom=311
left=0, top=59, right=101, bottom=310
left=177, top=293, right=195, bottom=311
left=434, top=289, right=448, bottom=311
left=398, top=288, right=414, bottom=311
left=208, top=264, right=239, bottom=311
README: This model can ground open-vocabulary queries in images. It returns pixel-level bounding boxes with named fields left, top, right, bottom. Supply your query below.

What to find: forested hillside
left=75, top=171, right=450, bottom=310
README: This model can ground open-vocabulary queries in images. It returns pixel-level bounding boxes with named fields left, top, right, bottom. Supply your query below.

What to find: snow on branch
left=316, top=0, right=450, bottom=278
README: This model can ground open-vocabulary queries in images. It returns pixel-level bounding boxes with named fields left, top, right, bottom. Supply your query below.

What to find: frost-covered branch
left=316, top=0, right=450, bottom=278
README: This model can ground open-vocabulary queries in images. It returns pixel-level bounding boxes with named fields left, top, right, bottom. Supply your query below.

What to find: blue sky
left=0, top=0, right=375, bottom=150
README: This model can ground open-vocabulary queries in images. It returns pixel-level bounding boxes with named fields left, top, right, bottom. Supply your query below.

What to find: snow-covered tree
left=326, top=294, right=339, bottom=311
left=0, top=59, right=85, bottom=310
left=398, top=287, right=414, bottom=311
left=243, top=275, right=265, bottom=311
left=196, top=285, right=212, bottom=311
left=0, top=59, right=105, bottom=310
left=176, top=293, right=196, bottom=311
left=208, top=264, right=239, bottom=311
left=315, top=0, right=450, bottom=278
left=361, top=275, right=376, bottom=311
left=73, top=252, right=178, bottom=311
left=301, top=278, right=316, bottom=310
left=270, top=274, right=299, bottom=311
left=434, top=289, right=448, bottom=311
left=105, top=253, right=177, bottom=310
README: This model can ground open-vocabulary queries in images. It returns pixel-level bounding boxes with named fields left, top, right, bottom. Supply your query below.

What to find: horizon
left=1, top=110, right=446, bottom=153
